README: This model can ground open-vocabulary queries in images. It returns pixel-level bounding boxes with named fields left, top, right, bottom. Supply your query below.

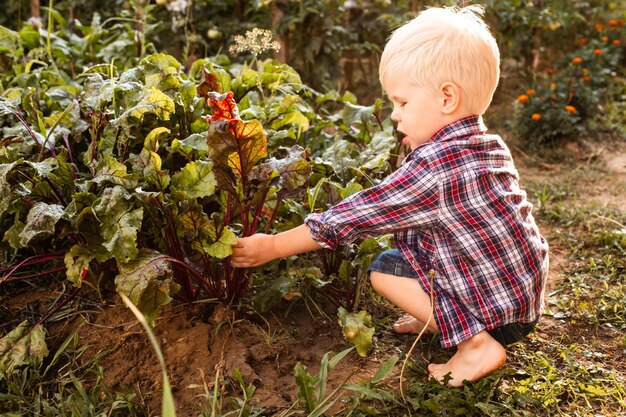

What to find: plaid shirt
left=305, top=116, right=548, bottom=348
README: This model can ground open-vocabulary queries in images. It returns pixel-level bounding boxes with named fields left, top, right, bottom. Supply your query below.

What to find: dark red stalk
left=2, top=266, right=66, bottom=282
left=42, top=176, right=67, bottom=206
left=11, top=111, right=42, bottom=152
left=249, top=190, right=268, bottom=234
left=62, top=133, right=78, bottom=179
left=1, top=253, right=65, bottom=284
left=263, top=191, right=286, bottom=234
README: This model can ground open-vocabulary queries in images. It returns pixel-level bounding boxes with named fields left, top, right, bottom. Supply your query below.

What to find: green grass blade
left=120, top=293, right=177, bottom=417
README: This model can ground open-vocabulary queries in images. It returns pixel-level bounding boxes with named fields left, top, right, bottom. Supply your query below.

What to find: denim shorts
left=368, top=249, right=537, bottom=346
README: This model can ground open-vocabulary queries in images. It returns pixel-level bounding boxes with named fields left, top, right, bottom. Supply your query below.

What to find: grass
left=0, top=328, right=147, bottom=416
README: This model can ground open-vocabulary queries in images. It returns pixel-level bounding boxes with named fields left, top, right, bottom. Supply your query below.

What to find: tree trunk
left=272, top=1, right=287, bottom=63
left=529, top=0, right=544, bottom=75
left=31, top=0, right=41, bottom=19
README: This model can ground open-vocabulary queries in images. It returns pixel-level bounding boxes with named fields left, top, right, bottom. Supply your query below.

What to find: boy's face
left=385, top=77, right=447, bottom=150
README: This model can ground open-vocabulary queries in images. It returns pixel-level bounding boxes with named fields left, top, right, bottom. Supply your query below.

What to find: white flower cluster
left=165, top=0, right=188, bottom=13
left=229, top=28, right=281, bottom=56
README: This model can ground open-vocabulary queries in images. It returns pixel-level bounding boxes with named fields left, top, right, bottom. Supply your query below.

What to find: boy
left=231, top=5, right=548, bottom=387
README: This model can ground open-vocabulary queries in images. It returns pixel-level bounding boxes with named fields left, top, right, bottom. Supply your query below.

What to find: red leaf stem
left=1, top=253, right=65, bottom=284
left=1, top=265, right=66, bottom=282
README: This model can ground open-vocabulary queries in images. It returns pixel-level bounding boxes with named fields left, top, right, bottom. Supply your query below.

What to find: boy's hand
left=231, top=234, right=277, bottom=268
left=231, top=225, right=323, bottom=268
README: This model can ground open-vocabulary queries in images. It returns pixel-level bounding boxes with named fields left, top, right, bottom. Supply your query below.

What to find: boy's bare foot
left=428, top=330, right=506, bottom=387
left=392, top=314, right=435, bottom=334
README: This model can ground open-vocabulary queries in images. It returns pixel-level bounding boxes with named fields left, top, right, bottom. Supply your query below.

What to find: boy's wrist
left=268, top=233, right=280, bottom=261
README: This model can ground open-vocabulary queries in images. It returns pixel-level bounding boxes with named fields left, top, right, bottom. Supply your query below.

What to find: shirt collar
left=429, top=115, right=487, bottom=144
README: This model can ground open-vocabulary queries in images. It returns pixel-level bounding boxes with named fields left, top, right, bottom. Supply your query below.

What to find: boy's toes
left=392, top=314, right=426, bottom=334
left=428, top=363, right=462, bottom=387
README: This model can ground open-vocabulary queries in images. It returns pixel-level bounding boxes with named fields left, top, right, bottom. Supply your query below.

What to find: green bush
left=510, top=17, right=625, bottom=145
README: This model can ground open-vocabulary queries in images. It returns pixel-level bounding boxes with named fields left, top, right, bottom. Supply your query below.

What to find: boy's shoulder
left=409, top=130, right=511, bottom=174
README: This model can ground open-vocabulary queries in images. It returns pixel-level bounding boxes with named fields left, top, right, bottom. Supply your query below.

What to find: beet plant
left=0, top=46, right=312, bottom=327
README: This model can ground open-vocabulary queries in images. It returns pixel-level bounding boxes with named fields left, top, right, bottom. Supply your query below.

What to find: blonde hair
left=379, top=5, right=500, bottom=115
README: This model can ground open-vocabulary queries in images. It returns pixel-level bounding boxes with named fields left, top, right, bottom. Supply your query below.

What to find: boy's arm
left=231, top=224, right=322, bottom=268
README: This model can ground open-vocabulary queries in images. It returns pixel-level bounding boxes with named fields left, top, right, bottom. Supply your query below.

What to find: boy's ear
left=439, top=82, right=461, bottom=115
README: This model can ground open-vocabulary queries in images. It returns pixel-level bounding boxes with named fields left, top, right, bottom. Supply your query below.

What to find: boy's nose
left=390, top=108, right=400, bottom=122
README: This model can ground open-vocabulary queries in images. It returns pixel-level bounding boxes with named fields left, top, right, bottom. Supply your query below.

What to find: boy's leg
left=370, top=271, right=439, bottom=333
left=370, top=271, right=507, bottom=386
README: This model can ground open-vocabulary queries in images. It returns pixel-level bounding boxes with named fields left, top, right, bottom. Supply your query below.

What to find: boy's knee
left=369, top=271, right=385, bottom=293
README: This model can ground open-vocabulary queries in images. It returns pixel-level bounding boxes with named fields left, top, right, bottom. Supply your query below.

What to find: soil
left=2, top=140, right=625, bottom=416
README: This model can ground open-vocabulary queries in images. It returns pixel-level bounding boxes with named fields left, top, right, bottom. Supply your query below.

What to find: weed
left=194, top=368, right=266, bottom=417
left=0, top=328, right=146, bottom=416
left=551, top=253, right=626, bottom=328
left=507, top=336, right=626, bottom=415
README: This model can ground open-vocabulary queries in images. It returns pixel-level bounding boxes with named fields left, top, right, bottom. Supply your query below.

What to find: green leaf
left=142, top=53, right=184, bottom=97
left=359, top=236, right=390, bottom=256
left=92, top=155, right=138, bottom=188
left=144, top=127, right=171, bottom=152
left=26, top=158, right=58, bottom=177
left=170, top=134, right=208, bottom=161
left=93, top=186, right=143, bottom=262
left=181, top=79, right=196, bottom=109
left=19, top=202, right=65, bottom=247
left=0, top=160, right=21, bottom=217
left=130, top=148, right=170, bottom=190
left=294, top=362, right=316, bottom=413
left=121, top=87, right=176, bottom=127
left=341, top=100, right=382, bottom=142
left=63, top=192, right=97, bottom=224
left=260, top=61, right=303, bottom=91
left=143, top=53, right=181, bottom=73
left=250, top=275, right=297, bottom=313
left=44, top=151, right=75, bottom=197
left=359, top=130, right=396, bottom=172
left=270, top=109, right=310, bottom=133
left=232, top=66, right=260, bottom=98
left=263, top=145, right=311, bottom=193
left=93, top=185, right=132, bottom=224
left=64, top=245, right=95, bottom=286
left=170, top=160, right=217, bottom=201
left=3, top=218, right=25, bottom=249
left=83, top=72, right=141, bottom=111
left=0, top=321, right=48, bottom=374
left=371, top=355, right=399, bottom=384
left=192, top=225, right=237, bottom=259
left=115, top=249, right=180, bottom=327
left=0, top=26, right=20, bottom=53
left=101, top=208, right=143, bottom=262
left=340, top=182, right=363, bottom=199
left=579, top=383, right=610, bottom=397
left=19, top=27, right=40, bottom=49
left=337, top=307, right=375, bottom=357
left=177, top=203, right=210, bottom=239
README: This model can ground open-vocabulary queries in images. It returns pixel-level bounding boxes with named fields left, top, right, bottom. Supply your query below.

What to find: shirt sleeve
left=304, top=156, right=440, bottom=249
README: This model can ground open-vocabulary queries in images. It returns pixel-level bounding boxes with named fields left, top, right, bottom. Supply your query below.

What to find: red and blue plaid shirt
left=305, top=116, right=548, bottom=348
